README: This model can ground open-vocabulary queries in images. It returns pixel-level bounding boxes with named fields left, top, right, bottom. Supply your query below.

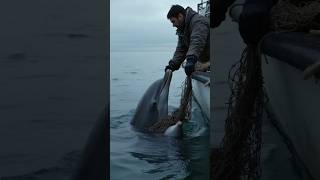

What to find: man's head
left=167, top=5, right=186, bottom=30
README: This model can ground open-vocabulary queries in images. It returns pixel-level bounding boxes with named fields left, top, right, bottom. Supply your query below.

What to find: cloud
left=110, top=0, right=200, bottom=50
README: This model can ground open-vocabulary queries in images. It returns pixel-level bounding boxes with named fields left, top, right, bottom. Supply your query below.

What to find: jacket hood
left=184, top=7, right=197, bottom=27
left=176, top=7, right=197, bottom=35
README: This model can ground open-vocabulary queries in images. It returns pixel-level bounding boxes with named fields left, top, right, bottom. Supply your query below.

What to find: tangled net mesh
left=212, top=45, right=265, bottom=180
left=148, top=77, right=192, bottom=133
left=270, top=0, right=320, bottom=32
left=211, top=1, right=320, bottom=179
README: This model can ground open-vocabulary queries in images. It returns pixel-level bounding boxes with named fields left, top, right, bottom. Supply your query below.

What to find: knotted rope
left=270, top=0, right=320, bottom=32
left=212, top=45, right=265, bottom=180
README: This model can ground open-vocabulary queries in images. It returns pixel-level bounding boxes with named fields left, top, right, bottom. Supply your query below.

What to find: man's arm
left=168, top=36, right=187, bottom=71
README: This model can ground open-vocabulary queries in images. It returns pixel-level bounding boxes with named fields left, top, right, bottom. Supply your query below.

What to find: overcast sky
left=110, top=0, right=201, bottom=51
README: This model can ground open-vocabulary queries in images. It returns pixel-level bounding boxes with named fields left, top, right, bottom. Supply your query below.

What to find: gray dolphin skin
left=164, top=121, right=183, bottom=137
left=131, top=70, right=172, bottom=132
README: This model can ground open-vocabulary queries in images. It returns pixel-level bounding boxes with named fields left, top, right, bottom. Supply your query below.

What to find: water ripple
left=1, top=151, right=81, bottom=180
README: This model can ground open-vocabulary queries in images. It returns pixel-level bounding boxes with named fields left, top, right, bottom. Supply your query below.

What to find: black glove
left=184, top=55, right=197, bottom=76
left=239, top=1, right=272, bottom=44
left=165, top=60, right=179, bottom=72
left=165, top=65, right=172, bottom=72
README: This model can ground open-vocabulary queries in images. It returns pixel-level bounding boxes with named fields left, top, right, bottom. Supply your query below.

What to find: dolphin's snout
left=164, top=121, right=183, bottom=137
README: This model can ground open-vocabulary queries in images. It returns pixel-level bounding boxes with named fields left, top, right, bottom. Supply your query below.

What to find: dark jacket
left=169, top=7, right=210, bottom=71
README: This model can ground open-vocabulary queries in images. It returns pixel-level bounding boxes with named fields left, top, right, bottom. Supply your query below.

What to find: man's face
left=169, top=13, right=184, bottom=29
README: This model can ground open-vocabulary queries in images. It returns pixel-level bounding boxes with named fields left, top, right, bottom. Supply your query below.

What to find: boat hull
left=191, top=71, right=210, bottom=120
left=262, top=56, right=320, bottom=180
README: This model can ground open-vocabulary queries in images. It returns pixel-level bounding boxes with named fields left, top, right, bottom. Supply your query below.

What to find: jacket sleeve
left=169, top=36, right=187, bottom=70
left=186, top=18, right=209, bottom=59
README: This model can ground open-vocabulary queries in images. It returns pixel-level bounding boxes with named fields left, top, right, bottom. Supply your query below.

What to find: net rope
left=270, top=0, right=320, bottom=32
left=212, top=45, right=265, bottom=180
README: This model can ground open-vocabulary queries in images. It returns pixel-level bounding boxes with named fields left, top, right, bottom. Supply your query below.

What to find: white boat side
left=261, top=32, right=320, bottom=180
left=262, top=56, right=320, bottom=180
left=191, top=71, right=210, bottom=120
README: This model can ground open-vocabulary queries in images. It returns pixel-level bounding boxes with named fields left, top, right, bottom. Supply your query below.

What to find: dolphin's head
left=131, top=70, right=173, bottom=132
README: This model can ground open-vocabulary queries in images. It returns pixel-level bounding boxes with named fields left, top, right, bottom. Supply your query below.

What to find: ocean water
left=0, top=1, right=107, bottom=179
left=110, top=48, right=210, bottom=180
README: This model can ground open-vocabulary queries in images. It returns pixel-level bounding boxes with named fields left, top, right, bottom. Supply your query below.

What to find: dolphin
left=131, top=70, right=173, bottom=132
left=164, top=121, right=183, bottom=137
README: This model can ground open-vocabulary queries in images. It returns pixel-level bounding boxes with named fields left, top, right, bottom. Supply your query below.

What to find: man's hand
left=184, top=55, right=197, bottom=76
left=165, top=59, right=181, bottom=72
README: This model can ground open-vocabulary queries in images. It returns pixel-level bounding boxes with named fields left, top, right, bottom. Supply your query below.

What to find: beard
left=177, top=23, right=185, bottom=32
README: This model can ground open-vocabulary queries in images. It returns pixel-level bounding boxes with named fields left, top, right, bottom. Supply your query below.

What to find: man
left=212, top=0, right=277, bottom=44
left=165, top=5, right=210, bottom=76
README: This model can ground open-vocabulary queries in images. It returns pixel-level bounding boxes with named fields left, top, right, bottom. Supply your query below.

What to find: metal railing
left=197, top=0, right=210, bottom=17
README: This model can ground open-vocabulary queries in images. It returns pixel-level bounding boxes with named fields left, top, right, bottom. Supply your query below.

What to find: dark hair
left=167, top=5, right=186, bottom=19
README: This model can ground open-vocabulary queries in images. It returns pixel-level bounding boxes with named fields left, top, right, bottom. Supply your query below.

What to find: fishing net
left=210, top=1, right=320, bottom=179
left=148, top=76, right=193, bottom=133
left=212, top=45, right=265, bottom=180
left=270, top=0, right=320, bottom=32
